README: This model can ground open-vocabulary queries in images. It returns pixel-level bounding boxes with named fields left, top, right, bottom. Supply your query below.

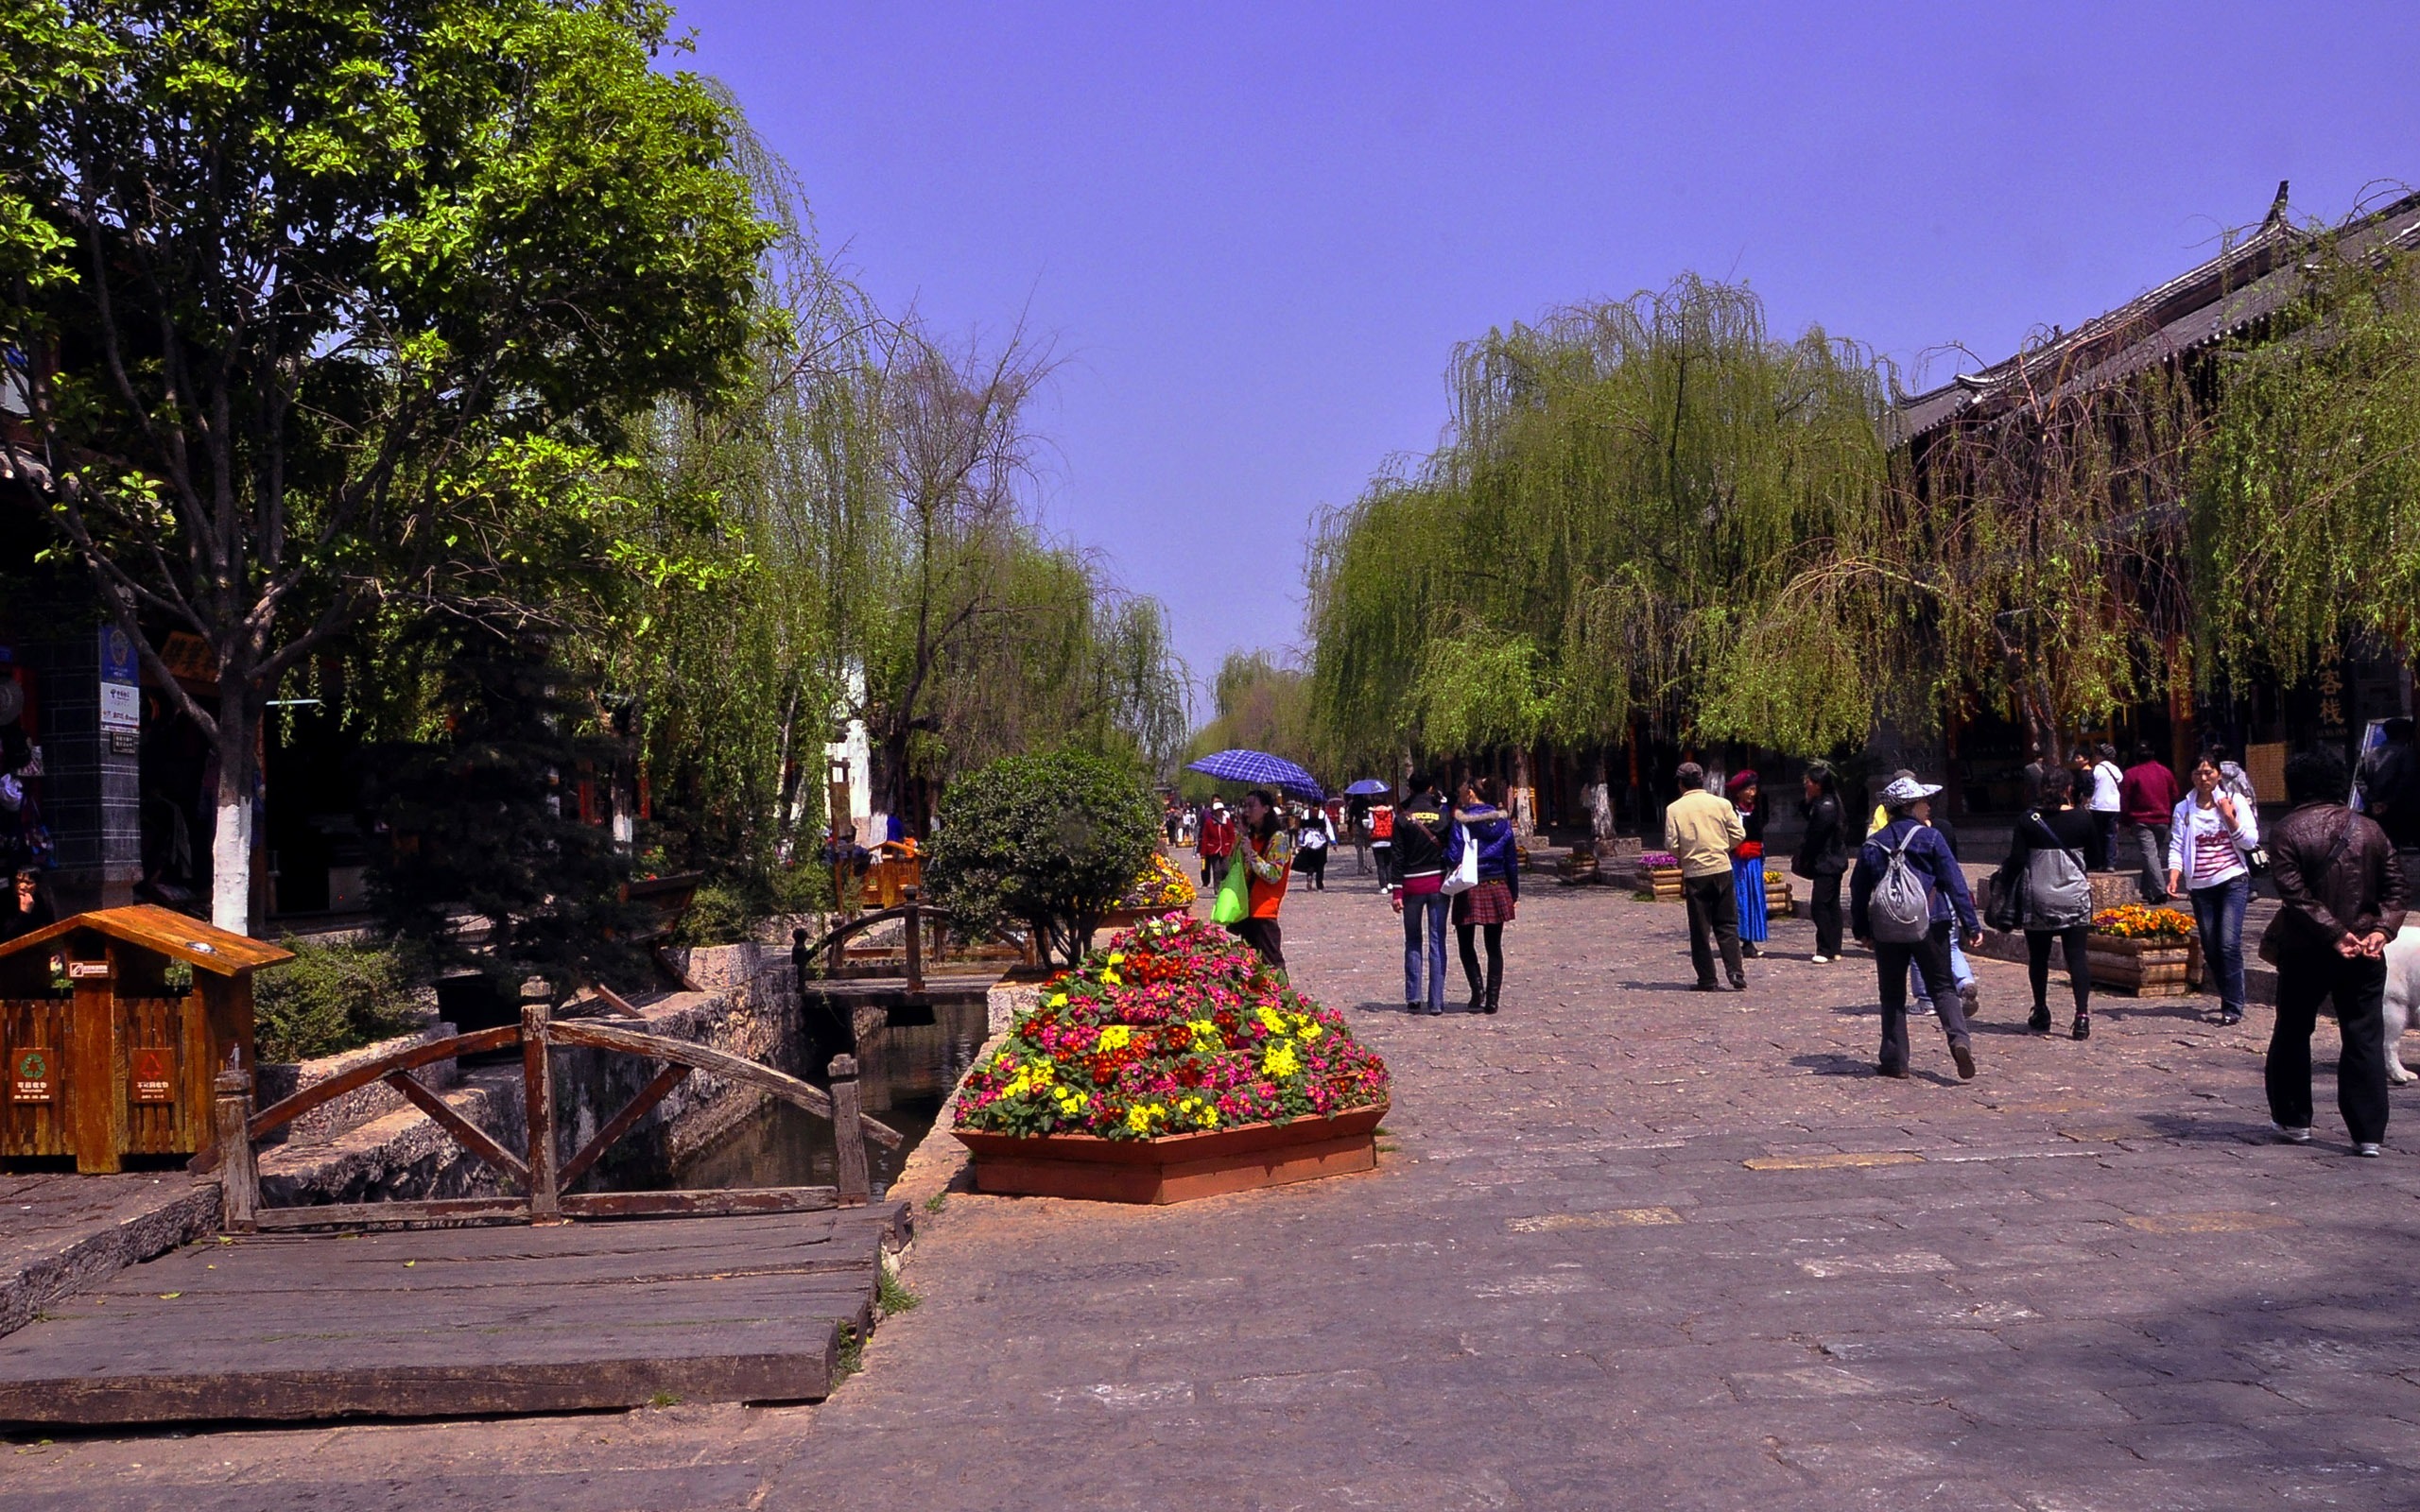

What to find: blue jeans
left=1403, top=891, right=1450, bottom=1009
left=2190, top=873, right=2250, bottom=1015
left=1910, top=932, right=1975, bottom=1003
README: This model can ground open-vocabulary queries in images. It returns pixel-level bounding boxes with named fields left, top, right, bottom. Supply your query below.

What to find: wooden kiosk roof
left=0, top=904, right=293, bottom=974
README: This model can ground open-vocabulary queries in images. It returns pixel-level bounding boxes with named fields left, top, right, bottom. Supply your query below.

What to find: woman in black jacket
left=1997, top=767, right=2100, bottom=1039
left=1793, top=764, right=1850, bottom=962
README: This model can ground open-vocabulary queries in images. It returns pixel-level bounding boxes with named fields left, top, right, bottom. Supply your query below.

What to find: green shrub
left=923, top=749, right=1160, bottom=967
left=675, top=882, right=764, bottom=946
left=253, top=936, right=429, bottom=1063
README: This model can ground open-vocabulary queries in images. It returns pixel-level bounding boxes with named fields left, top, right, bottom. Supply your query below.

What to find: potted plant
left=2086, top=905, right=2197, bottom=995
left=1634, top=851, right=1684, bottom=901
left=1764, top=866, right=1794, bottom=917
left=953, top=914, right=1391, bottom=1203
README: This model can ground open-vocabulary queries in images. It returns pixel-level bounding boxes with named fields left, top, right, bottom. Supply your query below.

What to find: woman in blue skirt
left=1727, top=769, right=1770, bottom=958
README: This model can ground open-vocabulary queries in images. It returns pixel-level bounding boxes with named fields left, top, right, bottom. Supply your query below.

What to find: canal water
left=669, top=988, right=992, bottom=1199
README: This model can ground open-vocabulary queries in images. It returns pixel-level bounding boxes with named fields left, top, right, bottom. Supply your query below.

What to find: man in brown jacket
left=1665, top=763, right=1748, bottom=991
left=2260, top=746, right=2408, bottom=1155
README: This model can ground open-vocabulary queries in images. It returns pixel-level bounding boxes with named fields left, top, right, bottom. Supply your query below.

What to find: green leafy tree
left=923, top=749, right=1160, bottom=968
left=0, top=0, right=770, bottom=933
left=365, top=631, right=649, bottom=1005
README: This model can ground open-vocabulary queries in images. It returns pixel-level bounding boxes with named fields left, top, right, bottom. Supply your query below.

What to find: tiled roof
left=1893, top=185, right=2420, bottom=443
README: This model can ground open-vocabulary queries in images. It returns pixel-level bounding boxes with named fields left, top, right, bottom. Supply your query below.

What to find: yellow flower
left=1255, top=1005, right=1288, bottom=1034
left=1098, top=1024, right=1132, bottom=1052
left=1294, top=1015, right=1323, bottom=1040
left=1200, top=1107, right=1219, bottom=1127
left=1125, top=1105, right=1154, bottom=1135
left=1263, top=1042, right=1301, bottom=1079
left=1188, top=1018, right=1219, bottom=1040
left=1101, top=970, right=1122, bottom=987
left=1048, top=992, right=1068, bottom=1008
left=1108, top=952, right=1126, bottom=965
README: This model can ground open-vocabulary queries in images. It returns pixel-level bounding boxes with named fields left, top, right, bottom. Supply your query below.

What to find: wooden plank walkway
left=0, top=1205, right=906, bottom=1425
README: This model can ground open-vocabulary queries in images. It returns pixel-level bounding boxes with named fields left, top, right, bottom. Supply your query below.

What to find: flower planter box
left=1634, top=865, right=1685, bottom=902
left=955, top=1103, right=1387, bottom=1205
left=2086, top=936, right=2194, bottom=996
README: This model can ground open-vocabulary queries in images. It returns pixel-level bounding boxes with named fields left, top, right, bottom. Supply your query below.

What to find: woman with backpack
left=1996, top=766, right=2100, bottom=1039
left=2168, top=752, right=2261, bottom=1026
left=1852, top=775, right=1982, bottom=1080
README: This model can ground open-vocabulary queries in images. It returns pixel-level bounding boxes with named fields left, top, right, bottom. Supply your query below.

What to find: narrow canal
left=670, top=986, right=992, bottom=1198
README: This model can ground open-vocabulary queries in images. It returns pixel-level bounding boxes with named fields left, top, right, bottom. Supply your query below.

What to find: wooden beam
left=251, top=1197, right=533, bottom=1231
left=557, top=1062, right=692, bottom=1192
left=213, top=1070, right=257, bottom=1233
left=382, top=1071, right=528, bottom=1187
left=522, top=1004, right=559, bottom=1221
left=829, top=1055, right=870, bottom=1207
left=545, top=1019, right=905, bottom=1149
left=560, top=1187, right=840, bottom=1219
left=242, top=1025, right=520, bottom=1143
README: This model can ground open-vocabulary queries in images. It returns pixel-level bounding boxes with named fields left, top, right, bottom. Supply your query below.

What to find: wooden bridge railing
left=795, top=886, right=1032, bottom=992
left=210, top=1003, right=904, bottom=1233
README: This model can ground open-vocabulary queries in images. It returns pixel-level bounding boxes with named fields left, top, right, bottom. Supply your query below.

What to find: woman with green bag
left=1221, top=789, right=1294, bottom=973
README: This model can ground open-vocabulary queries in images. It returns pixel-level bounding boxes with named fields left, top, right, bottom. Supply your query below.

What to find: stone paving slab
left=12, top=881, right=2420, bottom=1508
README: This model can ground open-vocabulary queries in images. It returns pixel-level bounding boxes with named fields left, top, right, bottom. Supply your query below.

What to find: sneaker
left=1809, top=954, right=1832, bottom=965
left=1875, top=1062, right=1910, bottom=1079
left=2219, top=1010, right=2243, bottom=1026
left=2274, top=1124, right=2313, bottom=1144
left=1405, top=1002, right=1423, bottom=1014
left=1690, top=982, right=1720, bottom=993
left=2357, top=1143, right=2384, bottom=1158
left=1951, top=1042, right=1977, bottom=1080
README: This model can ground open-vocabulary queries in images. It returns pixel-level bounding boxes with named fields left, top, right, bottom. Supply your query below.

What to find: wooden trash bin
left=0, top=905, right=291, bottom=1174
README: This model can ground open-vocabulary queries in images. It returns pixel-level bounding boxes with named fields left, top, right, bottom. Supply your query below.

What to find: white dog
left=2386, top=928, right=2420, bottom=1084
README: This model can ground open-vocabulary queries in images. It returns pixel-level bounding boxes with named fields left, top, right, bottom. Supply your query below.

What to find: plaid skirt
left=1452, top=878, right=1516, bottom=926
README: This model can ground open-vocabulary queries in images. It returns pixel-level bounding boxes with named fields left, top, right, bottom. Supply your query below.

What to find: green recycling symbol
left=14, top=1049, right=45, bottom=1080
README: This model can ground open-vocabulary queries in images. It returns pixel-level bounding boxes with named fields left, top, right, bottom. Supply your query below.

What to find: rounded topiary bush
left=923, top=749, right=1162, bottom=967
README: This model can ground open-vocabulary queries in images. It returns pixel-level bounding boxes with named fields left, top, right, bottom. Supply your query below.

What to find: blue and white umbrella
left=1342, top=779, right=1392, bottom=798
left=1184, top=749, right=1325, bottom=801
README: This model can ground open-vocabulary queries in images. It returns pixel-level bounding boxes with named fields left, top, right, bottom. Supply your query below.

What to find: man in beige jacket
left=1666, top=762, right=1748, bottom=990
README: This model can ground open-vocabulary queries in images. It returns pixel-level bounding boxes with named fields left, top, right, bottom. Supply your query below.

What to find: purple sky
left=667, top=2, right=2417, bottom=719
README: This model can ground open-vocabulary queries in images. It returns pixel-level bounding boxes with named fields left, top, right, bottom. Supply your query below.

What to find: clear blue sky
left=667, top=2, right=2418, bottom=720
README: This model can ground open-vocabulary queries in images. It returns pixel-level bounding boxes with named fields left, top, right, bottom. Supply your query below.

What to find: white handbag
left=1441, top=824, right=1481, bottom=895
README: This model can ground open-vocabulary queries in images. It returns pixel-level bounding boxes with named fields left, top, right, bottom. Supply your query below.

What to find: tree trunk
left=1584, top=749, right=1616, bottom=848
left=212, top=691, right=255, bottom=936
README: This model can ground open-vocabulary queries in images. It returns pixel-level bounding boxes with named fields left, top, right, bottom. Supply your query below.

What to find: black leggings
left=2026, top=925, right=2092, bottom=1016
left=1457, top=922, right=1503, bottom=1003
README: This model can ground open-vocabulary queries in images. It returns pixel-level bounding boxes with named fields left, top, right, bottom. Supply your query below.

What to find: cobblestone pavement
left=13, top=878, right=2420, bottom=1510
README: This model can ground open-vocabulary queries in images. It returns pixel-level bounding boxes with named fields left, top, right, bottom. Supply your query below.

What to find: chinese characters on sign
left=9, top=1046, right=55, bottom=1103
left=2317, top=644, right=2347, bottom=739
left=130, top=1046, right=174, bottom=1104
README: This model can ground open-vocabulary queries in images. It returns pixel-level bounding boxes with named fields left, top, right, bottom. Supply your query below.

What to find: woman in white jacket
left=2168, top=754, right=2261, bottom=1025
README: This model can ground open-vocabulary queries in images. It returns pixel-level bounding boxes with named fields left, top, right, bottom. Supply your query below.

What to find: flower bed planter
left=957, top=1103, right=1386, bottom=1204
left=1764, top=874, right=1794, bottom=918
left=1635, top=865, right=1684, bottom=902
left=2086, top=936, right=2194, bottom=996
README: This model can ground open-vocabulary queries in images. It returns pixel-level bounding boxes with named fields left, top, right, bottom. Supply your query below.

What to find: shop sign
left=99, top=624, right=140, bottom=730
left=66, top=959, right=111, bottom=980
left=130, top=1046, right=174, bottom=1104
left=9, top=1046, right=55, bottom=1103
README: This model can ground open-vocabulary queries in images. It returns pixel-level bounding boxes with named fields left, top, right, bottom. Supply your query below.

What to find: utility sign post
left=99, top=625, right=140, bottom=752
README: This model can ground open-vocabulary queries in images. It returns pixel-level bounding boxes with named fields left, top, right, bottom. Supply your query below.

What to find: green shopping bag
left=1212, top=852, right=1252, bottom=925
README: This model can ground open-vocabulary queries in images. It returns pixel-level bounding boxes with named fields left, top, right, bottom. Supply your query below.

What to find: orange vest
left=1242, top=833, right=1290, bottom=919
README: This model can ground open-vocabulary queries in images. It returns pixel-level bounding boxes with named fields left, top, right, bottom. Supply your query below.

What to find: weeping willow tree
left=1177, top=651, right=1318, bottom=798
left=2193, top=231, right=2420, bottom=689
left=1307, top=276, right=1893, bottom=794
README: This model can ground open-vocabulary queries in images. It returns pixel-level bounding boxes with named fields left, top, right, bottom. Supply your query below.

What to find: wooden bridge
left=0, top=1003, right=911, bottom=1425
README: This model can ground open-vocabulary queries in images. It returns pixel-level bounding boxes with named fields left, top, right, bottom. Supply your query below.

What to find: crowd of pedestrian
left=1164, top=730, right=2412, bottom=1158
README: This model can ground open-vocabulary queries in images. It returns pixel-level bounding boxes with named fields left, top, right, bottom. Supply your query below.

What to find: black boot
left=1483, top=988, right=1498, bottom=1015
left=2028, top=1004, right=2051, bottom=1034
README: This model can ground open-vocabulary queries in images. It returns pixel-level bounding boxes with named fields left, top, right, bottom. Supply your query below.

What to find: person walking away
left=1868, top=768, right=1916, bottom=838
left=1666, top=763, right=1748, bottom=991
left=1198, top=801, right=1235, bottom=887
left=1390, top=777, right=1453, bottom=1013
left=1852, top=775, right=1982, bottom=1080
left=1996, top=768, right=2097, bottom=1038
left=1369, top=798, right=1396, bottom=892
left=1898, top=798, right=1978, bottom=1019
left=1225, top=790, right=1295, bottom=974
left=2084, top=744, right=2124, bottom=870
left=1295, top=805, right=1333, bottom=890
left=2169, top=752, right=2261, bottom=1027
left=2357, top=717, right=2420, bottom=851
left=1345, top=798, right=1372, bottom=875
left=2258, top=747, right=2406, bottom=1155
left=2120, top=745, right=2184, bottom=903
left=1726, top=771, right=1770, bottom=959
left=1447, top=778, right=1519, bottom=1014
left=1793, top=765, right=1850, bottom=962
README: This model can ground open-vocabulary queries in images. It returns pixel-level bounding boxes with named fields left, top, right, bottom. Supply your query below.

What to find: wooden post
left=829, top=1054, right=870, bottom=1207
left=214, top=1067, right=257, bottom=1233
left=521, top=1003, right=559, bottom=1221
left=902, top=886, right=925, bottom=992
